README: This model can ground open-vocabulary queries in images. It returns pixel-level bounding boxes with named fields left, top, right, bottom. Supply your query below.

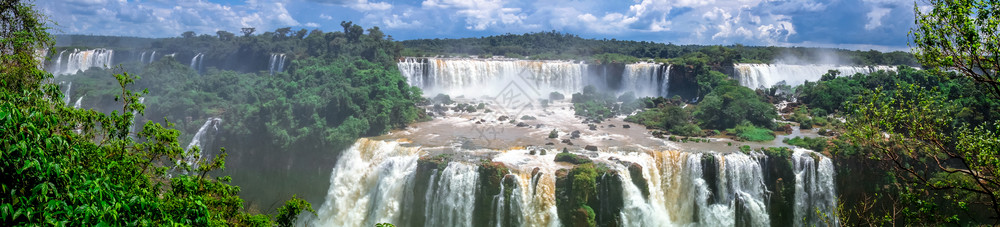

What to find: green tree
left=912, top=0, right=1000, bottom=99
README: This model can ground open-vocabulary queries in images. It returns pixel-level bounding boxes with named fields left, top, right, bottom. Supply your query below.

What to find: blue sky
left=39, top=0, right=923, bottom=51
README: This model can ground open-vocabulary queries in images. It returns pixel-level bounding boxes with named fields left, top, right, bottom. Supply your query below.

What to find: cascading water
left=148, top=51, right=157, bottom=64
left=52, top=50, right=66, bottom=74
left=622, top=62, right=670, bottom=97
left=269, top=53, right=287, bottom=75
left=792, top=148, right=839, bottom=226
left=422, top=162, right=480, bottom=227
left=62, top=82, right=72, bottom=105
left=72, top=96, right=83, bottom=109
left=184, top=117, right=221, bottom=170
left=315, top=140, right=840, bottom=227
left=140, top=51, right=147, bottom=64
left=55, top=49, right=114, bottom=75
left=734, top=63, right=897, bottom=89
left=313, top=138, right=421, bottom=226
left=397, top=58, right=587, bottom=98
left=189, top=53, right=204, bottom=73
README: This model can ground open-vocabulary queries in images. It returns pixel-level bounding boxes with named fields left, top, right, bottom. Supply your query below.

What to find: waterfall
left=314, top=140, right=840, bottom=226
left=423, top=162, right=480, bottom=227
left=623, top=62, right=670, bottom=97
left=397, top=58, right=586, bottom=97
left=184, top=117, right=221, bottom=170
left=269, top=53, right=287, bottom=75
left=314, top=139, right=421, bottom=226
left=54, top=49, right=114, bottom=75
left=148, top=51, right=157, bottom=64
left=398, top=58, right=426, bottom=88
left=792, top=148, right=839, bottom=226
left=190, top=53, right=204, bottom=73
left=72, top=96, right=83, bottom=109
left=53, top=50, right=66, bottom=74
left=140, top=51, right=147, bottom=64
left=129, top=97, right=145, bottom=136
left=734, top=63, right=898, bottom=89
left=606, top=150, right=770, bottom=226
left=62, top=82, right=72, bottom=105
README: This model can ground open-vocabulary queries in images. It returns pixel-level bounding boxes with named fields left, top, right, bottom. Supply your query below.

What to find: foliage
left=729, top=122, right=775, bottom=142
left=0, top=0, right=52, bottom=92
left=555, top=153, right=592, bottom=165
left=694, top=85, right=777, bottom=130
left=571, top=85, right=639, bottom=121
left=912, top=0, right=1000, bottom=99
left=549, top=129, right=559, bottom=139
left=784, top=136, right=828, bottom=152
left=844, top=84, right=999, bottom=223
left=399, top=31, right=917, bottom=66
left=624, top=104, right=702, bottom=136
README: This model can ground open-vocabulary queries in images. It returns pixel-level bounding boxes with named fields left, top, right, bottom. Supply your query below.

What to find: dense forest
left=401, top=31, right=920, bottom=66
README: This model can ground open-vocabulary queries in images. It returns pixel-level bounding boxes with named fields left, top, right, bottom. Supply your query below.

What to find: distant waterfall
left=148, top=51, right=157, bottom=64
left=190, top=53, right=204, bottom=73
left=396, top=58, right=587, bottom=97
left=314, top=138, right=421, bottom=226
left=53, top=49, right=114, bottom=76
left=734, top=63, right=897, bottom=89
left=52, top=50, right=66, bottom=74
left=62, top=82, right=72, bottom=105
left=622, top=62, right=671, bottom=97
left=72, top=96, right=83, bottom=109
left=269, top=53, right=287, bottom=75
left=184, top=118, right=221, bottom=170
left=129, top=97, right=145, bottom=136
left=792, top=148, right=839, bottom=226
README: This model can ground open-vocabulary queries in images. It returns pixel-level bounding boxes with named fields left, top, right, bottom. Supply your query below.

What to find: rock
left=623, top=124, right=631, bottom=129
left=516, top=122, right=530, bottom=127
left=498, top=116, right=510, bottom=121
left=554, top=152, right=592, bottom=164
left=562, top=147, right=569, bottom=153
left=520, top=115, right=537, bottom=120
left=571, top=130, right=581, bottom=139
left=545, top=142, right=555, bottom=145
left=567, top=142, right=573, bottom=145
left=608, top=124, right=616, bottom=128
left=584, top=145, right=598, bottom=151
left=588, top=124, right=597, bottom=131
left=536, top=124, right=545, bottom=128
left=529, top=150, right=537, bottom=155
left=531, top=167, right=541, bottom=177
left=562, top=139, right=572, bottom=144
left=540, top=149, right=547, bottom=155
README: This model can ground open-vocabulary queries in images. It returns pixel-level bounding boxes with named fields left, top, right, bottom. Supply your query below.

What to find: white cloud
left=305, top=22, right=320, bottom=27
left=319, top=13, right=333, bottom=20
left=865, top=7, right=891, bottom=30
left=421, top=0, right=526, bottom=30
left=347, top=0, right=392, bottom=11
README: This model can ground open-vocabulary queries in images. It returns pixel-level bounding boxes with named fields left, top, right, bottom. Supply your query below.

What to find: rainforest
left=4, top=0, right=1000, bottom=226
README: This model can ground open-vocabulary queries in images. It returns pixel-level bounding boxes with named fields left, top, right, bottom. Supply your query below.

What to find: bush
left=549, top=129, right=559, bottom=139
left=555, top=152, right=592, bottom=164
left=550, top=92, right=565, bottom=101
left=433, top=93, right=454, bottom=104
left=730, top=122, right=775, bottom=141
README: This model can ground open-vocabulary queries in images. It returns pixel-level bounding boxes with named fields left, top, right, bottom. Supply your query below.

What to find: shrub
left=730, top=122, right=775, bottom=141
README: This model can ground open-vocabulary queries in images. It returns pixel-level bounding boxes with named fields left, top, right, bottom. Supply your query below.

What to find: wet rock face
left=585, top=145, right=598, bottom=152
left=627, top=162, right=649, bottom=200
left=474, top=161, right=511, bottom=226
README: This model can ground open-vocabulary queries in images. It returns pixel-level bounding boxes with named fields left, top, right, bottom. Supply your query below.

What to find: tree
left=912, top=0, right=1000, bottom=99
left=216, top=30, right=235, bottom=41
left=181, top=31, right=196, bottom=38
left=241, top=27, right=256, bottom=37
left=0, top=0, right=52, bottom=91
left=275, top=27, right=292, bottom=37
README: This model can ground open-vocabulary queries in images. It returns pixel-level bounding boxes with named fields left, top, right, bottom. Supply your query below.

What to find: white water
left=398, top=58, right=587, bottom=98
left=54, top=49, right=114, bottom=75
left=269, top=53, right=287, bottom=75
left=605, top=150, right=770, bottom=226
left=53, top=50, right=66, bottom=74
left=316, top=139, right=839, bottom=226
left=313, top=138, right=422, bottom=226
left=622, top=63, right=671, bottom=98
left=184, top=117, right=221, bottom=170
left=189, top=53, right=204, bottom=73
left=62, top=82, right=72, bottom=105
left=140, top=51, right=146, bottom=64
left=72, top=96, right=83, bottom=109
left=423, top=162, right=480, bottom=227
left=734, top=63, right=896, bottom=89
left=149, top=51, right=157, bottom=64
left=792, top=148, right=839, bottom=226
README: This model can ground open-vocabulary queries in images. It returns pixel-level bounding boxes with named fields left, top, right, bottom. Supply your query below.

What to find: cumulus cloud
left=421, top=0, right=526, bottom=30
left=865, top=7, right=892, bottom=30
left=40, top=0, right=301, bottom=37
